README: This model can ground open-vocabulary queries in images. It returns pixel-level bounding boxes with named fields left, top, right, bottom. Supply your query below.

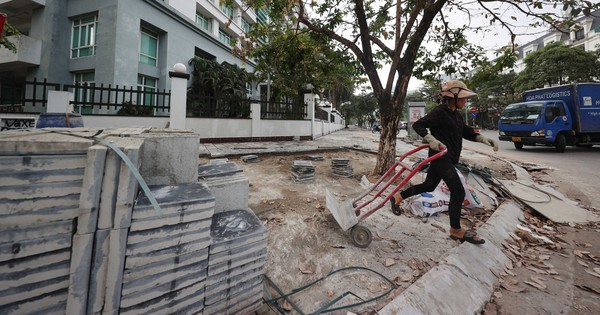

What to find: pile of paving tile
left=118, top=183, right=215, bottom=314
left=198, top=159, right=249, bottom=213
left=291, top=160, right=316, bottom=183
left=0, top=131, right=94, bottom=314
left=331, top=158, right=353, bottom=177
left=307, top=155, right=325, bottom=161
left=241, top=154, right=259, bottom=163
left=204, top=209, right=267, bottom=314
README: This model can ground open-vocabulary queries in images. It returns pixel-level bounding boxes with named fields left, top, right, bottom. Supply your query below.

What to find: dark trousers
left=400, top=158, right=465, bottom=229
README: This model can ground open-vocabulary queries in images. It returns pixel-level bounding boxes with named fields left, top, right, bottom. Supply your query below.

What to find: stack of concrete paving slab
left=118, top=182, right=215, bottom=314
left=331, top=158, right=353, bottom=177
left=198, top=159, right=249, bottom=213
left=204, top=209, right=268, bottom=314
left=291, top=160, right=316, bottom=183
left=0, top=130, right=95, bottom=314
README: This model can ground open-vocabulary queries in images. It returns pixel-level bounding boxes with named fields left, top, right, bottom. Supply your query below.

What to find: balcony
left=0, top=0, right=46, bottom=34
left=0, top=35, right=42, bottom=70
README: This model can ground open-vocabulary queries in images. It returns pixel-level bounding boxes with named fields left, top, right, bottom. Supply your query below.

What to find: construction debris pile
left=291, top=160, right=316, bottom=183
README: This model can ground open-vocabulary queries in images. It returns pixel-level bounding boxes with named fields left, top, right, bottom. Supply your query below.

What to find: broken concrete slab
left=498, top=179, right=600, bottom=224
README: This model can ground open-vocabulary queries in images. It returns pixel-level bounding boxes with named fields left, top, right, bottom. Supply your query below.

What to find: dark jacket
left=412, top=105, right=478, bottom=164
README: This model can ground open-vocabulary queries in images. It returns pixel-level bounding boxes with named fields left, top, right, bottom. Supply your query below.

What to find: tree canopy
left=243, top=0, right=600, bottom=174
left=513, top=41, right=600, bottom=91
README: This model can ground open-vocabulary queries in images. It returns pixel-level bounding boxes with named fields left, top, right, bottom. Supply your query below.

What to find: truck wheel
left=514, top=142, right=523, bottom=150
left=555, top=134, right=566, bottom=153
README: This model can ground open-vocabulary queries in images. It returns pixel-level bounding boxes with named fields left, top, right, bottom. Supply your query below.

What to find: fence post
left=251, top=103, right=261, bottom=138
left=168, top=63, right=190, bottom=129
left=304, top=92, right=315, bottom=139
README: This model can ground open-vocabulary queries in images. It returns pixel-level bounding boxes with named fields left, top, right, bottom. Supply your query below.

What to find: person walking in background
left=391, top=80, right=498, bottom=245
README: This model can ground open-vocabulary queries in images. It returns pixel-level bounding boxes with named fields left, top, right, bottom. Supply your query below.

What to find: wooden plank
left=0, top=232, right=72, bottom=262
left=0, top=180, right=82, bottom=200
left=0, top=154, right=87, bottom=172
left=77, top=145, right=108, bottom=234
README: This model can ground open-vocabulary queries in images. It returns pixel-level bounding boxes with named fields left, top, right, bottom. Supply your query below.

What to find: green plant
left=117, top=101, right=154, bottom=116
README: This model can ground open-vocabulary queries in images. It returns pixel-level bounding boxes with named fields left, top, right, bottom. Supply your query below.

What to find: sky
left=381, top=1, right=564, bottom=92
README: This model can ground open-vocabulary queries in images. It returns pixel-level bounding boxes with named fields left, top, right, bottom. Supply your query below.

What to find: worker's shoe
left=390, top=193, right=403, bottom=216
left=449, top=227, right=485, bottom=245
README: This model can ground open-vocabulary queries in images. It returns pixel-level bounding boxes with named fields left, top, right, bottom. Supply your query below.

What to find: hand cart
left=325, top=145, right=446, bottom=248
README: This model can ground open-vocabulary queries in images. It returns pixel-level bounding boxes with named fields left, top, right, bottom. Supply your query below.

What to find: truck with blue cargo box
left=498, top=83, right=600, bottom=152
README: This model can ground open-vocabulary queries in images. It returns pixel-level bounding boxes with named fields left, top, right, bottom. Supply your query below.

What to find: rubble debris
left=240, top=155, right=259, bottom=163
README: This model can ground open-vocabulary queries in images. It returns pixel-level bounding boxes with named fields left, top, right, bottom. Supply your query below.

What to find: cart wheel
left=350, top=225, right=372, bottom=248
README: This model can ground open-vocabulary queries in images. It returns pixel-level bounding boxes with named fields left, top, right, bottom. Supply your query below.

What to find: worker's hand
left=476, top=135, right=499, bottom=152
left=423, top=134, right=446, bottom=151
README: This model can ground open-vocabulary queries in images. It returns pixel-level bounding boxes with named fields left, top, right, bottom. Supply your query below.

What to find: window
left=137, top=75, right=157, bottom=107
left=242, top=18, right=250, bottom=34
left=74, top=71, right=95, bottom=114
left=544, top=103, right=566, bottom=124
left=71, top=15, right=97, bottom=58
left=220, top=2, right=234, bottom=19
left=196, top=12, right=211, bottom=31
left=140, top=27, right=158, bottom=66
left=195, top=47, right=216, bottom=60
left=256, top=8, right=269, bottom=25
left=218, top=29, right=231, bottom=45
left=575, top=28, right=585, bottom=41
left=246, top=82, right=252, bottom=96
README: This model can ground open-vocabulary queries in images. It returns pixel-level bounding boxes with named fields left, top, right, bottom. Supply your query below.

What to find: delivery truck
left=498, top=83, right=600, bottom=152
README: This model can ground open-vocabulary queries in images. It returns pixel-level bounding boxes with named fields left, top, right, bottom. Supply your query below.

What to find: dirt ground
left=199, top=131, right=599, bottom=314
left=210, top=146, right=515, bottom=314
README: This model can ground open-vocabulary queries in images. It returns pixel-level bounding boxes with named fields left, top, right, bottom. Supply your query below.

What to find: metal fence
left=187, top=95, right=252, bottom=118
left=0, top=78, right=60, bottom=113
left=260, top=100, right=307, bottom=120
left=63, top=83, right=170, bottom=116
left=315, top=108, right=329, bottom=121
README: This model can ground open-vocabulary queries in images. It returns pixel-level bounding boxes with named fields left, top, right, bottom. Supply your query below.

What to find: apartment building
left=513, top=9, right=600, bottom=73
left=0, top=0, right=259, bottom=112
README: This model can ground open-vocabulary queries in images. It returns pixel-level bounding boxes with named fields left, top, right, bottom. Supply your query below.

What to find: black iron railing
left=0, top=78, right=60, bottom=113
left=260, top=100, right=307, bottom=120
left=187, top=95, right=252, bottom=118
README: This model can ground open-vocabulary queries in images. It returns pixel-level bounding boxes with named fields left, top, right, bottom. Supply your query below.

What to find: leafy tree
left=513, top=42, right=600, bottom=91
left=244, top=0, right=599, bottom=174
left=467, top=64, right=518, bottom=129
left=342, top=92, right=378, bottom=127
left=246, top=24, right=360, bottom=108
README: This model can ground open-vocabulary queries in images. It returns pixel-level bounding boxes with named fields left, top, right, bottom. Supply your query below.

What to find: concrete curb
left=379, top=201, right=523, bottom=314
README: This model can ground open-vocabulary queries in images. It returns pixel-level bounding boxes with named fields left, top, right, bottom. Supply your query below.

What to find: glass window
left=246, top=82, right=252, bottom=96
left=196, top=12, right=211, bottom=31
left=140, top=27, right=158, bottom=66
left=71, top=15, right=97, bottom=58
left=575, top=28, right=585, bottom=40
left=219, top=29, right=231, bottom=45
left=220, top=2, right=234, bottom=19
left=256, top=8, right=269, bottom=25
left=137, top=75, right=157, bottom=107
left=242, top=18, right=251, bottom=34
left=74, top=71, right=95, bottom=114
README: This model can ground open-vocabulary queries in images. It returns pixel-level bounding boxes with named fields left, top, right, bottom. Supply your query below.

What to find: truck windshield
left=500, top=102, right=543, bottom=122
